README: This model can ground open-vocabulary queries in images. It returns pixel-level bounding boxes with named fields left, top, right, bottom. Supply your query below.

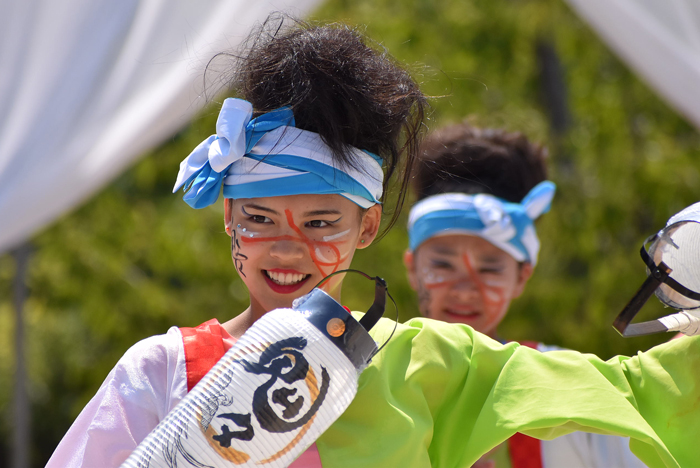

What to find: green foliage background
left=1, top=0, right=699, bottom=465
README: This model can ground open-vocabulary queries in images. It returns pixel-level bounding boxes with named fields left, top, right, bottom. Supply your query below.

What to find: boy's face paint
left=406, top=234, right=531, bottom=338
left=225, top=194, right=377, bottom=319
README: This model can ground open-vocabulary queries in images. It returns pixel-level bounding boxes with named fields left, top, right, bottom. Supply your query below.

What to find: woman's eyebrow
left=430, top=246, right=458, bottom=255
left=478, top=256, right=506, bottom=264
left=242, top=204, right=279, bottom=215
left=303, top=209, right=342, bottom=217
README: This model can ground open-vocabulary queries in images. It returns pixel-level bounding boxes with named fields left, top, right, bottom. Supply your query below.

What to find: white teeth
left=266, top=271, right=307, bottom=285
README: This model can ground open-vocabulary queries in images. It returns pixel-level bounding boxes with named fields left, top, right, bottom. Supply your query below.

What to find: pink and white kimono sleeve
left=47, top=328, right=188, bottom=467
left=46, top=326, right=322, bottom=467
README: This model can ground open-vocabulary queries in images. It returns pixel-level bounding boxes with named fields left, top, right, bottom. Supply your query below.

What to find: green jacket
left=317, top=316, right=699, bottom=467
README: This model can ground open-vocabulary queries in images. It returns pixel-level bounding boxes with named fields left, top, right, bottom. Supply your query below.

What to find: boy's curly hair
left=412, top=123, right=548, bottom=202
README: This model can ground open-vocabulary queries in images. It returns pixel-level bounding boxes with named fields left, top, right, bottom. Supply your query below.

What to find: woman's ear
left=224, top=199, right=234, bottom=237
left=513, top=262, right=534, bottom=298
left=356, top=204, right=382, bottom=249
left=403, top=249, right=419, bottom=291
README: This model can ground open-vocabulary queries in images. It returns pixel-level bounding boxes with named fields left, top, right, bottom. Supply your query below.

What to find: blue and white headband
left=173, top=98, right=384, bottom=209
left=407, top=181, right=556, bottom=265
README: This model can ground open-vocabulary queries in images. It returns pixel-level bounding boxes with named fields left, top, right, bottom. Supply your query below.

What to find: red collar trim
left=180, top=318, right=236, bottom=391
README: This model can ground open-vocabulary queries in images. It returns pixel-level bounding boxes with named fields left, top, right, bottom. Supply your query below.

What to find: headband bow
left=407, top=181, right=556, bottom=265
left=173, top=98, right=384, bottom=209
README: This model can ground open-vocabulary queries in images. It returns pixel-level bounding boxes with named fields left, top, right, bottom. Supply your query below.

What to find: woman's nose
left=269, top=239, right=306, bottom=261
left=450, top=274, right=480, bottom=294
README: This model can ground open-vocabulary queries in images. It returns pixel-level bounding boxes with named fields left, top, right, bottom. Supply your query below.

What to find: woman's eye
left=307, top=219, right=329, bottom=228
left=251, top=215, right=271, bottom=224
left=430, top=261, right=454, bottom=270
left=479, top=268, right=504, bottom=275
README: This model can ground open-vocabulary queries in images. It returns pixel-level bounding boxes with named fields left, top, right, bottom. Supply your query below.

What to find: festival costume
left=48, top=315, right=700, bottom=467
left=175, top=333, right=642, bottom=468
left=487, top=342, right=646, bottom=468
left=320, top=317, right=698, bottom=468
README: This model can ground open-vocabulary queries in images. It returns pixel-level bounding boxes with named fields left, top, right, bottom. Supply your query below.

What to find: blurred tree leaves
left=315, top=0, right=700, bottom=356
left=1, top=0, right=699, bottom=465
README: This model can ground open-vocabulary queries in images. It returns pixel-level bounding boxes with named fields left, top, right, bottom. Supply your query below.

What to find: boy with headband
left=404, top=123, right=645, bottom=467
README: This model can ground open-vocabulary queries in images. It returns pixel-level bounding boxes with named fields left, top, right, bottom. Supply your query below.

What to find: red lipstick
left=443, top=309, right=481, bottom=323
left=262, top=269, right=311, bottom=295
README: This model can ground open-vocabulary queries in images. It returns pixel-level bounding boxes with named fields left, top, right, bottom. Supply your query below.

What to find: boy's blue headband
left=173, top=98, right=384, bottom=209
left=407, top=181, right=556, bottom=265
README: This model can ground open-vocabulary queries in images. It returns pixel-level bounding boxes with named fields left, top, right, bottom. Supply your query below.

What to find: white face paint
left=314, top=247, right=333, bottom=263
left=323, top=229, right=351, bottom=242
left=236, top=223, right=261, bottom=238
left=314, top=230, right=352, bottom=263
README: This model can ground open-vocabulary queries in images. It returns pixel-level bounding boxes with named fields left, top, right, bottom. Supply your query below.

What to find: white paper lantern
left=121, top=289, right=377, bottom=467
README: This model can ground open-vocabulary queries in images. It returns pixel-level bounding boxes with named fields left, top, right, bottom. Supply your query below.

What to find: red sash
left=180, top=319, right=234, bottom=391
left=507, top=340, right=543, bottom=468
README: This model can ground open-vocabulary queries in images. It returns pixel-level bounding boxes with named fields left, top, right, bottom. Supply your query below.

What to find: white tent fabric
left=0, top=0, right=322, bottom=254
left=565, top=0, right=700, bottom=131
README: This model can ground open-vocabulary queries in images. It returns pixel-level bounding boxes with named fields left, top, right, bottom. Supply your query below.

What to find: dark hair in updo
left=210, top=16, right=427, bottom=235
left=412, top=123, right=548, bottom=203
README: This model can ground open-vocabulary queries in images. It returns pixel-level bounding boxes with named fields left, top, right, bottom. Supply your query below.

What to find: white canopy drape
left=565, top=0, right=700, bottom=131
left=0, top=0, right=321, bottom=254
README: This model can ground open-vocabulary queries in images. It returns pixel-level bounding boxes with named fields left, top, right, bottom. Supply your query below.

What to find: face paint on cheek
left=310, top=241, right=348, bottom=288
left=313, top=247, right=336, bottom=264
left=421, top=267, right=458, bottom=290
left=231, top=229, right=249, bottom=277
left=416, top=281, right=433, bottom=316
left=462, top=254, right=508, bottom=313
left=239, top=225, right=261, bottom=238
left=283, top=210, right=350, bottom=282
left=312, top=229, right=350, bottom=264
left=322, top=229, right=351, bottom=242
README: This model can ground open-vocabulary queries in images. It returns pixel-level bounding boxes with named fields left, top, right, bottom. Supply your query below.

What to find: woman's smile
left=263, top=268, right=312, bottom=294
left=441, top=303, right=483, bottom=324
left=265, top=269, right=309, bottom=285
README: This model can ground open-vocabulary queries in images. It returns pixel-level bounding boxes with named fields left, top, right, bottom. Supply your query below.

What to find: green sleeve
left=316, top=316, right=700, bottom=468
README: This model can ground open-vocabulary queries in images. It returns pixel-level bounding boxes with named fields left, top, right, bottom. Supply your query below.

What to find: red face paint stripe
left=241, top=233, right=345, bottom=270
left=237, top=211, right=348, bottom=283
left=462, top=253, right=507, bottom=311
left=241, top=234, right=343, bottom=267
left=284, top=209, right=346, bottom=279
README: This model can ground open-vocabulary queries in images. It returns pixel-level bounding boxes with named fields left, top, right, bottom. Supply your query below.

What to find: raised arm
left=318, top=317, right=699, bottom=468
